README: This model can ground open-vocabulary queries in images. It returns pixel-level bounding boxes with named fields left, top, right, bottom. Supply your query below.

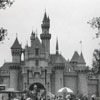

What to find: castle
left=0, top=12, right=100, bottom=97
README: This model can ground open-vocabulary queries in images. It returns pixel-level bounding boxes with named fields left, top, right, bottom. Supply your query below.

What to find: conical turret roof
left=56, top=38, right=59, bottom=54
left=78, top=52, right=86, bottom=64
left=43, top=12, right=48, bottom=22
left=70, top=51, right=79, bottom=63
left=11, top=37, right=21, bottom=49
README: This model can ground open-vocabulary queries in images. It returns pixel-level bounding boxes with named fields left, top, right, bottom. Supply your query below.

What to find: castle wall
left=10, top=70, right=18, bottom=90
left=78, top=72, right=88, bottom=96
left=88, top=79, right=98, bottom=97
left=55, top=70, right=63, bottom=93
left=3, top=77, right=10, bottom=89
left=12, top=56, right=21, bottom=63
left=25, top=60, right=48, bottom=68
left=64, top=72, right=78, bottom=94
left=51, top=71, right=55, bottom=94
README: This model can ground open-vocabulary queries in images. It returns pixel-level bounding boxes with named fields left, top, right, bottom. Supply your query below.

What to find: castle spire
left=40, top=12, right=51, bottom=54
left=70, top=51, right=79, bottom=63
left=78, top=52, right=86, bottom=64
left=11, top=36, right=21, bottom=49
left=43, top=11, right=48, bottom=22
left=56, top=38, right=59, bottom=55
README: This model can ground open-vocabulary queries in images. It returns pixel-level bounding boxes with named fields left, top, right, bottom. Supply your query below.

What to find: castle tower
left=10, top=37, right=22, bottom=90
left=53, top=41, right=64, bottom=93
left=11, top=37, right=22, bottom=63
left=40, top=12, right=51, bottom=54
left=54, top=56, right=65, bottom=93
left=77, top=52, right=88, bottom=96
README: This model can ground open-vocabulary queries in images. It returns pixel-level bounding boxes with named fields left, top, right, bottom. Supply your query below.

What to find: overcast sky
left=0, top=0, right=100, bottom=67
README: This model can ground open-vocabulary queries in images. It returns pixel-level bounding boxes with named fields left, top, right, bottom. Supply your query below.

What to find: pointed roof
left=56, top=38, right=59, bottom=54
left=30, top=30, right=35, bottom=40
left=43, top=12, right=48, bottom=22
left=31, top=30, right=35, bottom=35
left=11, top=37, right=21, bottom=49
left=50, top=54, right=67, bottom=64
left=70, top=51, right=79, bottom=63
left=48, top=16, right=50, bottom=22
left=78, top=52, right=86, bottom=64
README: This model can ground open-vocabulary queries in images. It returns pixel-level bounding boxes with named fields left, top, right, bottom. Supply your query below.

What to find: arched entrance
left=29, top=82, right=45, bottom=91
left=29, top=82, right=46, bottom=98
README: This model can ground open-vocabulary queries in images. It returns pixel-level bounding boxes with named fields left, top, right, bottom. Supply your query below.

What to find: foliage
left=0, top=0, right=14, bottom=9
left=92, top=49, right=100, bottom=73
left=0, top=27, right=7, bottom=41
left=88, top=17, right=100, bottom=73
left=88, top=17, right=100, bottom=38
left=0, top=0, right=14, bottom=42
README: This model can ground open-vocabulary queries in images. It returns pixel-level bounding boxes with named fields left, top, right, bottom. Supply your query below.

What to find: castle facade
left=0, top=12, right=100, bottom=97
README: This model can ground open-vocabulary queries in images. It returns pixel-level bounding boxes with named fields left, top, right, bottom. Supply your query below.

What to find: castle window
left=35, top=48, right=39, bottom=56
left=35, top=60, right=39, bottom=66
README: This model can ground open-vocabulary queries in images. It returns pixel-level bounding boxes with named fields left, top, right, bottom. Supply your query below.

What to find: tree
left=0, top=27, right=8, bottom=41
left=0, top=0, right=14, bottom=42
left=88, top=17, right=100, bottom=38
left=88, top=17, right=100, bottom=73
left=0, top=0, right=14, bottom=9
left=92, top=49, right=100, bottom=73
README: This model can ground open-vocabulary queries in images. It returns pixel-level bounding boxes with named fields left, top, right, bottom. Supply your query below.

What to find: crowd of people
left=1, top=92, right=98, bottom=100
left=0, top=85, right=99, bottom=100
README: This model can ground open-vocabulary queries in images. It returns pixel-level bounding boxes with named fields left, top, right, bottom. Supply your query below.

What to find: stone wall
left=64, top=72, right=78, bottom=94
left=78, top=72, right=88, bottom=96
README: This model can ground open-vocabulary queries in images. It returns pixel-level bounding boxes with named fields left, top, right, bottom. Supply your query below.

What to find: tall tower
left=10, top=37, right=22, bottom=90
left=77, top=52, right=88, bottom=96
left=40, top=12, right=51, bottom=54
left=11, top=37, right=22, bottom=63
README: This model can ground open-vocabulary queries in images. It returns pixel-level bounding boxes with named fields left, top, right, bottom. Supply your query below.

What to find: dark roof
left=50, top=54, right=67, bottom=64
left=43, top=12, right=48, bottom=22
left=0, top=62, right=23, bottom=70
left=0, top=63, right=11, bottom=70
left=78, top=52, right=86, bottom=64
left=11, top=38, right=21, bottom=49
left=70, top=51, right=79, bottom=63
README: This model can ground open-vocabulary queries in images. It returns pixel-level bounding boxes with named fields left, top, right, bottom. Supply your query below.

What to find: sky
left=0, top=0, right=100, bottom=67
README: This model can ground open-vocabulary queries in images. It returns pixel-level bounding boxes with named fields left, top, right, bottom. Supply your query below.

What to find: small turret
left=70, top=51, right=79, bottom=68
left=30, top=31, right=35, bottom=46
left=76, top=52, right=88, bottom=96
left=77, top=52, right=86, bottom=67
left=10, top=37, right=22, bottom=90
left=11, top=37, right=22, bottom=63
left=56, top=38, right=59, bottom=55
